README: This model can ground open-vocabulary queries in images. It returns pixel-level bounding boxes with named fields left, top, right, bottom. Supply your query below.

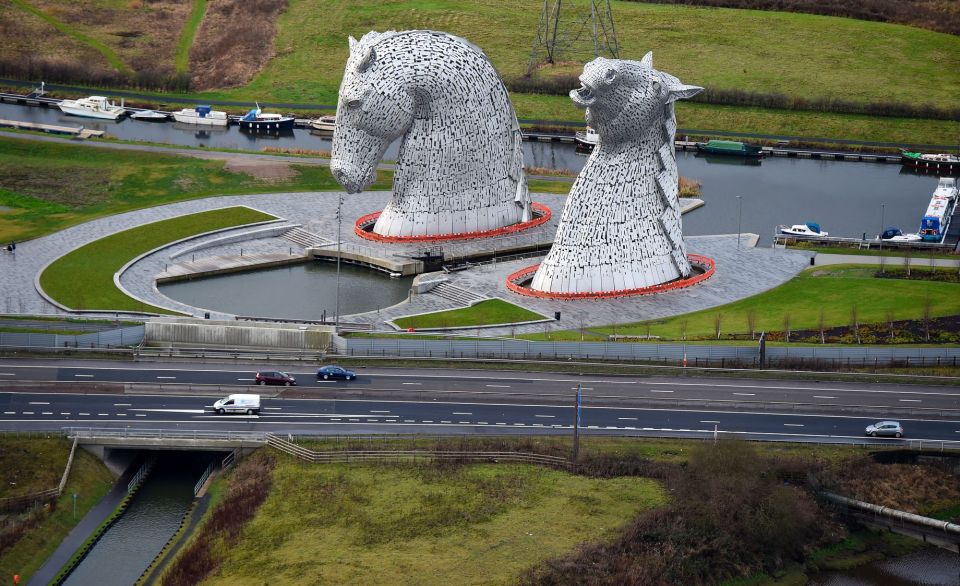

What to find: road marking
left=22, top=411, right=33, bottom=415
left=3, top=411, right=15, bottom=415
left=156, top=376, right=177, bottom=380
left=130, top=408, right=206, bottom=414
left=42, top=412, right=52, bottom=415
left=404, top=419, right=414, bottom=423
left=478, top=421, right=488, bottom=424
left=237, top=378, right=255, bottom=381
left=330, top=418, right=341, bottom=421
left=814, top=396, right=835, bottom=399
left=79, top=412, right=89, bottom=416
left=496, top=422, right=507, bottom=425
left=784, top=424, right=804, bottom=427
left=60, top=412, right=70, bottom=415
left=0, top=373, right=15, bottom=376
left=117, top=413, right=127, bottom=416
left=114, top=403, right=131, bottom=406
left=453, top=412, right=472, bottom=415
left=29, top=401, right=50, bottom=405
left=459, top=421, right=470, bottom=424
left=401, top=382, right=421, bottom=385
left=98, top=413, right=108, bottom=416
left=650, top=390, right=673, bottom=393
left=486, top=384, right=511, bottom=388
left=422, top=420, right=433, bottom=423
left=571, top=387, right=594, bottom=390
left=74, top=374, right=94, bottom=378
left=136, top=414, right=146, bottom=417
left=733, top=393, right=755, bottom=396
left=370, top=410, right=391, bottom=413
left=263, top=407, right=282, bottom=410
left=899, top=399, right=922, bottom=403
left=366, top=419, right=379, bottom=422
left=618, top=417, right=638, bottom=421
left=441, top=420, right=452, bottom=424
left=700, top=420, right=720, bottom=424
left=535, top=414, right=555, bottom=418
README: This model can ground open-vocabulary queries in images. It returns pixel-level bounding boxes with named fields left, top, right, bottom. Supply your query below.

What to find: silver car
left=865, top=420, right=904, bottom=438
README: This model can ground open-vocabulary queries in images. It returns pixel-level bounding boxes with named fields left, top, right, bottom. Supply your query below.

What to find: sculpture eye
left=604, top=68, right=617, bottom=83
left=652, top=81, right=662, bottom=94
left=347, top=99, right=362, bottom=110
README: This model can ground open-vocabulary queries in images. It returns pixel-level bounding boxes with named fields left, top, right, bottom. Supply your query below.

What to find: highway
left=0, top=359, right=958, bottom=443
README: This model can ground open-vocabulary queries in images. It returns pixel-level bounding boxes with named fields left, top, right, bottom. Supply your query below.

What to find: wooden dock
left=0, top=118, right=104, bottom=139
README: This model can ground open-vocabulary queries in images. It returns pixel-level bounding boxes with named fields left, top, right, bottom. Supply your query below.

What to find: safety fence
left=0, top=325, right=144, bottom=349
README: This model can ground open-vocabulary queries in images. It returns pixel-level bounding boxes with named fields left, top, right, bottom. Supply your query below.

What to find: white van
left=213, top=394, right=261, bottom=415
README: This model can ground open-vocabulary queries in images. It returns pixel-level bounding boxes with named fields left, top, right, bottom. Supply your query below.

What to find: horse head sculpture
left=331, top=30, right=531, bottom=238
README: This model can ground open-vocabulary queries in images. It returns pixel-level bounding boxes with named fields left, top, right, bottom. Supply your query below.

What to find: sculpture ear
left=666, top=84, right=703, bottom=103
left=348, top=36, right=357, bottom=52
left=356, top=46, right=377, bottom=72
left=640, top=51, right=653, bottom=68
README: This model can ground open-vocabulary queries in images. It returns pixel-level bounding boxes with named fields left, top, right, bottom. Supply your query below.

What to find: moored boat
left=309, top=115, right=336, bottom=133
left=778, top=222, right=828, bottom=237
left=172, top=105, right=228, bottom=126
left=58, top=96, right=125, bottom=120
left=900, top=151, right=960, bottom=175
left=696, top=139, right=764, bottom=158
left=918, top=177, right=958, bottom=242
left=238, top=105, right=294, bottom=132
left=130, top=109, right=169, bottom=122
left=574, top=126, right=599, bottom=151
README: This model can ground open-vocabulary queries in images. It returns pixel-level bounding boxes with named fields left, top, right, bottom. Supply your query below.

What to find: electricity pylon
left=527, top=0, right=620, bottom=74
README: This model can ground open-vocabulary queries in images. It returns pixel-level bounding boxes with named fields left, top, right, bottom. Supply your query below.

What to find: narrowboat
left=696, top=139, right=764, bottom=158
left=900, top=151, right=960, bottom=176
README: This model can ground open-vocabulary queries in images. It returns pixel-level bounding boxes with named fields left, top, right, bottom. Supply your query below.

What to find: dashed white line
left=402, top=382, right=422, bottom=385
left=495, top=422, right=507, bottom=425
left=29, top=401, right=50, bottom=405
left=733, top=393, right=755, bottom=396
left=459, top=421, right=470, bottom=424
left=4, top=411, right=15, bottom=415
left=535, top=414, right=555, bottom=418
left=404, top=419, right=414, bottom=423
left=486, top=384, right=511, bottom=388
left=453, top=412, right=472, bottom=415
left=263, top=407, right=282, bottom=410
left=60, top=412, right=70, bottom=415
left=117, top=413, right=127, bottom=416
left=136, top=414, right=146, bottom=417
left=237, top=378, right=255, bottom=381
left=79, top=412, right=89, bottom=416
left=478, top=421, right=488, bottom=425
left=571, top=387, right=594, bottom=390
left=0, top=373, right=15, bottom=376
left=899, top=399, right=922, bottom=403
left=618, top=417, right=638, bottom=421
left=422, top=420, right=433, bottom=423
left=814, top=396, right=835, bottom=399
left=22, top=411, right=34, bottom=415
left=650, top=390, right=673, bottom=393
left=156, top=376, right=176, bottom=380
left=370, top=410, right=391, bottom=413
left=74, top=374, right=94, bottom=378
left=700, top=420, right=720, bottom=424
left=42, top=412, right=52, bottom=415
left=114, top=403, right=131, bottom=407
left=98, top=413, right=108, bottom=416
left=784, top=424, right=804, bottom=427
left=441, top=420, right=452, bottom=424
left=330, top=418, right=341, bottom=421
left=366, top=419, right=379, bottom=422
left=348, top=418, right=359, bottom=422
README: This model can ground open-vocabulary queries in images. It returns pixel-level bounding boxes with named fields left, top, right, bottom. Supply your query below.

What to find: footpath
left=28, top=463, right=139, bottom=586
left=814, top=253, right=960, bottom=268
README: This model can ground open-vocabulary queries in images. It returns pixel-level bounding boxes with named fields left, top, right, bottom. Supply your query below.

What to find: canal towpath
left=813, top=253, right=960, bottom=268
left=28, top=463, right=139, bottom=586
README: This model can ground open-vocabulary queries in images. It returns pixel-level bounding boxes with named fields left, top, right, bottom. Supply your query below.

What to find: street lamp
left=879, top=202, right=885, bottom=272
left=736, top=195, right=743, bottom=250
left=335, top=193, right=342, bottom=331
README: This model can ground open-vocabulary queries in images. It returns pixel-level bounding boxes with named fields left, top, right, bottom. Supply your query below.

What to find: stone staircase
left=430, top=282, right=488, bottom=306
left=281, top=227, right=333, bottom=248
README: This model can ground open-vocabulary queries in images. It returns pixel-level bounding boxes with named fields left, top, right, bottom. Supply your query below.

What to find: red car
left=254, top=371, right=296, bottom=386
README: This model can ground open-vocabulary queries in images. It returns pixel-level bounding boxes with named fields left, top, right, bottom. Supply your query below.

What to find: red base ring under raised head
left=354, top=202, right=551, bottom=243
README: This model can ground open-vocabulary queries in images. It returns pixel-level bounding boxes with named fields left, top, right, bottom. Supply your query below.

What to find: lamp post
left=736, top=195, right=743, bottom=250
left=335, top=193, right=342, bottom=331
left=879, top=202, right=885, bottom=273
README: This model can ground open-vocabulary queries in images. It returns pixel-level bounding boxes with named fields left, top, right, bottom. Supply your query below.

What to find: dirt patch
left=223, top=159, right=297, bottom=181
left=833, top=457, right=960, bottom=516
left=189, top=0, right=288, bottom=90
left=0, top=164, right=112, bottom=206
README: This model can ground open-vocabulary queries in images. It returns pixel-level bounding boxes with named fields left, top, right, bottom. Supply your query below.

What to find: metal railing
left=127, top=456, right=156, bottom=493
left=194, top=462, right=214, bottom=496
left=66, top=427, right=268, bottom=443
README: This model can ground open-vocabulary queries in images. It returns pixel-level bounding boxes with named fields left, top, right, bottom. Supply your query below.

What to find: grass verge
left=393, top=299, right=548, bottom=330
left=196, top=455, right=664, bottom=585
left=0, top=438, right=114, bottom=583
left=522, top=265, right=960, bottom=342
left=175, top=0, right=207, bottom=75
left=38, top=206, right=276, bottom=313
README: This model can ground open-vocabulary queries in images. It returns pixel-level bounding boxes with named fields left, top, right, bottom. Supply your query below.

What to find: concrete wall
left=145, top=318, right=334, bottom=350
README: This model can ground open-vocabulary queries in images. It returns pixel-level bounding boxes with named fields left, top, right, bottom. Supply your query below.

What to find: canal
left=0, top=101, right=942, bottom=246
left=63, top=453, right=214, bottom=586
left=808, top=546, right=958, bottom=585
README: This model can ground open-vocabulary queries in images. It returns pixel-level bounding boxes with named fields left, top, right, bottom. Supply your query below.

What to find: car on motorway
left=255, top=371, right=296, bottom=386
left=317, top=365, right=356, bottom=380
left=865, top=420, right=904, bottom=438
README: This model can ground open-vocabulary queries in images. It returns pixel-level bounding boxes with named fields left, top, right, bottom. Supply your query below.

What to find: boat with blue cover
left=778, top=222, right=827, bottom=238
left=238, top=105, right=294, bottom=132
left=172, top=105, right=228, bottom=126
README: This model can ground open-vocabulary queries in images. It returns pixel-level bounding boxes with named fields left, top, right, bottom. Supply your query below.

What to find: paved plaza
left=0, top=191, right=814, bottom=332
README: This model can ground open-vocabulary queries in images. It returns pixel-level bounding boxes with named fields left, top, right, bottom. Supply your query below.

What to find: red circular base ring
left=506, top=254, right=716, bottom=299
left=354, top=202, right=551, bottom=242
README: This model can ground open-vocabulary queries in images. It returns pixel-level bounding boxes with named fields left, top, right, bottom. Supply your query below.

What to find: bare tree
left=879, top=251, right=886, bottom=274
left=903, top=249, right=912, bottom=277
left=580, top=319, right=585, bottom=342
left=680, top=319, right=688, bottom=341
left=746, top=309, right=757, bottom=340
left=850, top=304, right=860, bottom=344
left=645, top=322, right=652, bottom=340
left=818, top=309, right=826, bottom=344
left=929, top=249, right=936, bottom=275
left=886, top=310, right=895, bottom=341
left=922, top=298, right=932, bottom=342
left=714, top=313, right=723, bottom=340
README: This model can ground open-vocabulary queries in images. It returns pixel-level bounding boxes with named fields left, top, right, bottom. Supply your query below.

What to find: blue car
left=317, top=365, right=356, bottom=381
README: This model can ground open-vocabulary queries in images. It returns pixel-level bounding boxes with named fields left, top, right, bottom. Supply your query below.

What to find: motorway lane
left=1, top=391, right=958, bottom=443
left=1, top=361, right=959, bottom=412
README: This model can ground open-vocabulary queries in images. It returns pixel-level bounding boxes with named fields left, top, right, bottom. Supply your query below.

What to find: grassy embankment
left=175, top=0, right=207, bottom=77
left=393, top=299, right=548, bottom=330
left=0, top=438, right=115, bottom=583
left=521, top=265, right=960, bottom=342
left=39, top=206, right=276, bottom=313
left=0, top=135, right=393, bottom=242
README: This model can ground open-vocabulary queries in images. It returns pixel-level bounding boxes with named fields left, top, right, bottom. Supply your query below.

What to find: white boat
left=172, top=105, right=228, bottom=126
left=58, top=96, right=125, bottom=120
left=778, top=222, right=828, bottom=237
left=309, top=115, right=336, bottom=132
left=130, top=109, right=169, bottom=122
left=574, top=126, right=599, bottom=150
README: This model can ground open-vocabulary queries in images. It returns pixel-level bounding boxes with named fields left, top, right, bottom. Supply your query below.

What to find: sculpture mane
left=330, top=30, right=531, bottom=238
left=529, top=53, right=703, bottom=294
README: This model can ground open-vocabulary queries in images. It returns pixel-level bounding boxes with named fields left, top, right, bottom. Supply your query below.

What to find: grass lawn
left=394, top=299, right=548, bottom=329
left=523, top=265, right=960, bottom=342
left=0, top=438, right=115, bottom=583
left=38, top=206, right=276, bottom=313
left=794, top=245, right=960, bottom=261
left=0, top=136, right=391, bottom=242
left=201, top=457, right=665, bottom=586
left=175, top=0, right=207, bottom=75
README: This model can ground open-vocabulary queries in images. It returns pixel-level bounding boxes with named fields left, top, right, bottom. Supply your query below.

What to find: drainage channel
left=62, top=452, right=218, bottom=586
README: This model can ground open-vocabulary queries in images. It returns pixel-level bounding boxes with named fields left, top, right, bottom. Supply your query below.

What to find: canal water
left=158, top=260, right=415, bottom=319
left=807, top=546, right=958, bottom=585
left=63, top=453, right=213, bottom=586
left=0, top=102, right=940, bottom=245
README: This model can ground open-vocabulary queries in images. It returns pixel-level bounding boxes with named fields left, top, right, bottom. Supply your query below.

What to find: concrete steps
left=431, top=282, right=487, bottom=306
left=282, top=227, right=332, bottom=248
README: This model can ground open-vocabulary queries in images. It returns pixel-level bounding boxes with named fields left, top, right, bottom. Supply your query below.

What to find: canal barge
left=901, top=151, right=960, bottom=176
left=696, top=139, right=764, bottom=158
